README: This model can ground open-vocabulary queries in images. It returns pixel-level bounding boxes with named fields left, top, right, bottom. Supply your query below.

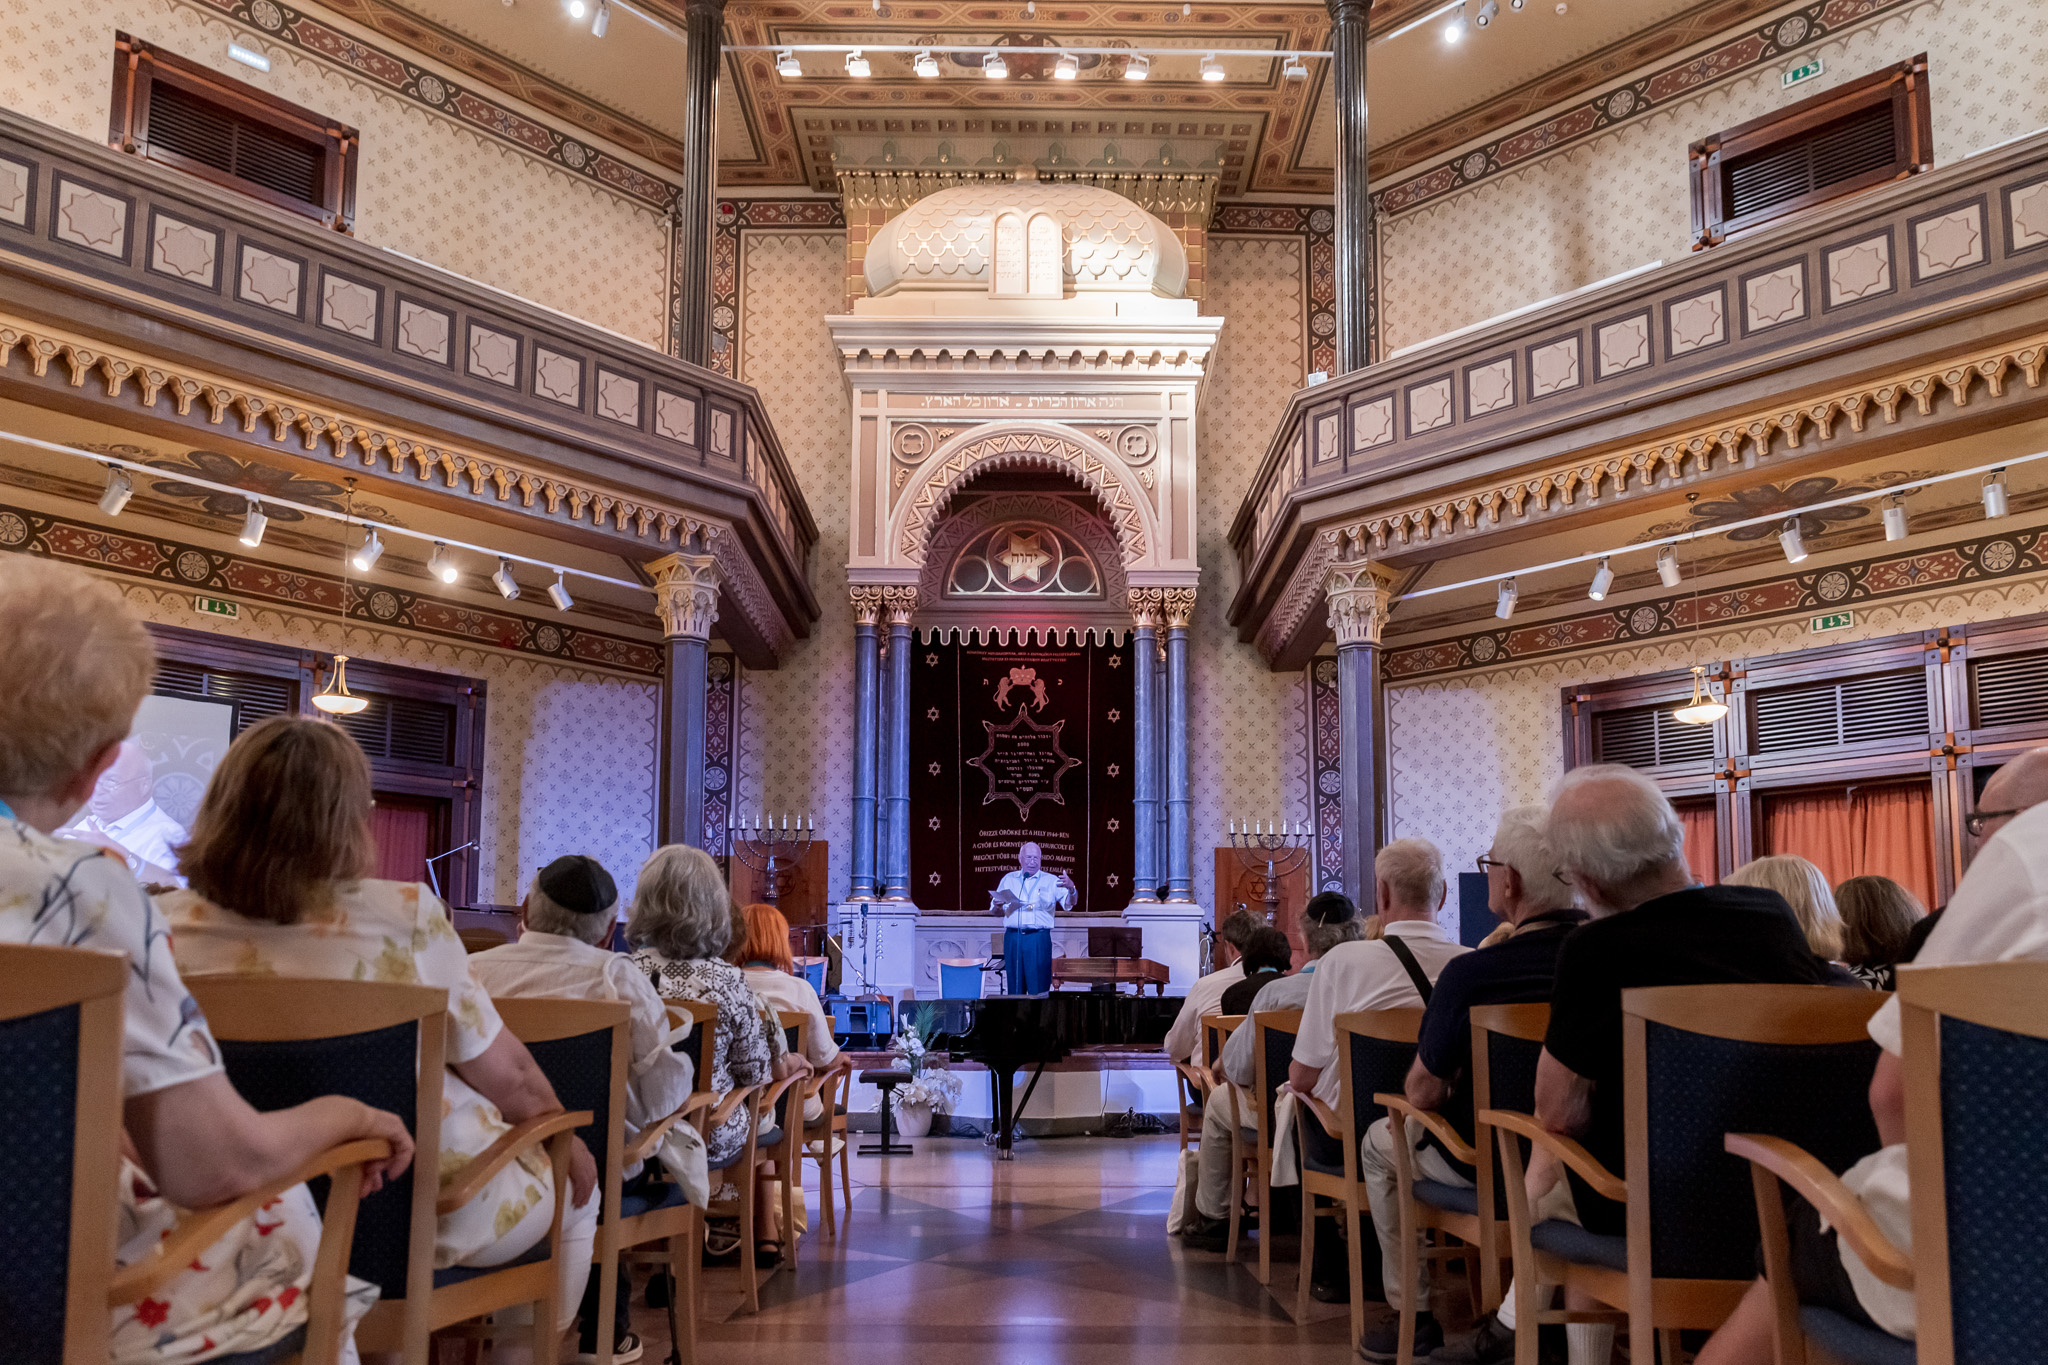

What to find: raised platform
left=833, top=902, right=1209, bottom=999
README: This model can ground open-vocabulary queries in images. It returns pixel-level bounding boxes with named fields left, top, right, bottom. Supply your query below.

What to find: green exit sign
left=193, top=595, right=239, bottom=620
left=1810, top=610, right=1854, bottom=633
left=1783, top=57, right=1824, bottom=88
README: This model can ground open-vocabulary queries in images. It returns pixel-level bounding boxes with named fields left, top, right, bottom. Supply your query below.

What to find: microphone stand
left=423, top=840, right=478, bottom=901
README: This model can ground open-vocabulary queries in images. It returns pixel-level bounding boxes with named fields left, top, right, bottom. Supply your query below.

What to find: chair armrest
left=437, top=1110, right=591, bottom=1217
left=1725, top=1133, right=1914, bottom=1291
left=1298, top=1091, right=1347, bottom=1141
left=753, top=1073, right=803, bottom=1120
left=1478, top=1108, right=1625, bottom=1203
left=623, top=1093, right=717, bottom=1167
left=705, top=1084, right=759, bottom=1131
left=1380, top=1094, right=1477, bottom=1166
left=1174, top=1061, right=1210, bottom=1095
left=110, top=1139, right=394, bottom=1307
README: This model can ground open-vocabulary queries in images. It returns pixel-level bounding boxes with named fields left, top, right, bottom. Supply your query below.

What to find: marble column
left=1327, top=0, right=1374, bottom=373
left=650, top=547, right=722, bottom=848
left=670, top=0, right=726, bottom=366
left=1152, top=629, right=1168, bottom=899
left=1127, top=590, right=1164, bottom=905
left=849, top=586, right=883, bottom=900
left=1325, top=555, right=1395, bottom=909
left=880, top=586, right=918, bottom=901
left=1162, top=588, right=1196, bottom=903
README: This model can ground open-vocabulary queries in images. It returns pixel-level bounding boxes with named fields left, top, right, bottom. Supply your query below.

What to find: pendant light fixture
left=312, top=654, right=369, bottom=715
left=1671, top=511, right=1727, bottom=727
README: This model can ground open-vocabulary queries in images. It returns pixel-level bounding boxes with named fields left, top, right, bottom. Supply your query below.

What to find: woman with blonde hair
left=1727, top=854, right=1846, bottom=961
left=1833, top=874, right=1926, bottom=990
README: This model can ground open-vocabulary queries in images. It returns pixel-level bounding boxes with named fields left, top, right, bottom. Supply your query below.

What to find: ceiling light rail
left=735, top=42, right=1334, bottom=61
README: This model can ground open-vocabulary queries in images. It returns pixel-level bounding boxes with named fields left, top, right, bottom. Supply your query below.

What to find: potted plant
left=889, top=1003, right=962, bottom=1138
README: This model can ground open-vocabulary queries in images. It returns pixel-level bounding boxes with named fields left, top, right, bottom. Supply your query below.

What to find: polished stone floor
left=630, top=1134, right=1367, bottom=1364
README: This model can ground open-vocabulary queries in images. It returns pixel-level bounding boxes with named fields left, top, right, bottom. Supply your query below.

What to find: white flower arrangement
left=890, top=1003, right=962, bottom=1110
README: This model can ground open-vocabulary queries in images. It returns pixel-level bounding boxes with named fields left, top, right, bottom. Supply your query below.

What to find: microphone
left=423, top=840, right=478, bottom=900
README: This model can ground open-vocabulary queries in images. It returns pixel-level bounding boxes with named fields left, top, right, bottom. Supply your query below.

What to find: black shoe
left=1429, top=1312, right=1514, bottom=1365
left=643, top=1271, right=671, bottom=1309
left=1180, top=1213, right=1229, bottom=1252
left=1359, top=1311, right=1441, bottom=1364
left=1309, top=1275, right=1351, bottom=1303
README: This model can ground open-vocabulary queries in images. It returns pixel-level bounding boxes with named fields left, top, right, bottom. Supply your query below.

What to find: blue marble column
left=849, top=587, right=882, bottom=900
left=1153, top=630, right=1168, bottom=899
left=650, top=550, right=721, bottom=848
left=1163, top=588, right=1195, bottom=902
left=1326, top=558, right=1394, bottom=909
left=1127, top=591, right=1162, bottom=904
left=881, top=587, right=917, bottom=900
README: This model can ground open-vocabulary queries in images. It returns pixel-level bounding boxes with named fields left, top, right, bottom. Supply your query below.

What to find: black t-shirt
left=1220, top=967, right=1286, bottom=1017
left=1544, top=884, right=1852, bottom=1232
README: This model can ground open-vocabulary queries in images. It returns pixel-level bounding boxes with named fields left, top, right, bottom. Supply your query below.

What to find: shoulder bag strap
left=1382, top=934, right=1434, bottom=1005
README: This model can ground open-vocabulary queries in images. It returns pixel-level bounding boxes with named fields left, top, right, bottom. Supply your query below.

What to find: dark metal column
left=652, top=548, right=722, bottom=847
left=671, top=0, right=726, bottom=365
left=1327, top=0, right=1374, bottom=373
left=1326, top=558, right=1392, bottom=908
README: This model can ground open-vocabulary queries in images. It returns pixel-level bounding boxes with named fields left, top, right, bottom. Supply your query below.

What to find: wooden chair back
left=667, top=999, right=719, bottom=1098
left=1334, top=1007, right=1423, bottom=1138
left=1203, top=1012, right=1244, bottom=1071
left=1, top=943, right=125, bottom=1365
left=1247, top=1009, right=1302, bottom=1286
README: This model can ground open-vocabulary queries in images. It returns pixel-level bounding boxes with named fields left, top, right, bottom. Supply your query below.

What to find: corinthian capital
left=648, top=550, right=722, bottom=641
left=881, top=585, right=919, bottom=625
left=1162, top=587, right=1197, bottom=630
left=1128, top=588, right=1165, bottom=629
left=1324, top=560, right=1396, bottom=647
left=850, top=585, right=885, bottom=626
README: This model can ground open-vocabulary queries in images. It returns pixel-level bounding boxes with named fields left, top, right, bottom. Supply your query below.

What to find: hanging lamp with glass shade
left=1672, top=663, right=1728, bottom=726
left=313, top=654, right=369, bottom=715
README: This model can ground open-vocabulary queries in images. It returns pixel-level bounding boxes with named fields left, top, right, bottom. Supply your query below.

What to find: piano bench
left=859, top=1069, right=916, bottom=1157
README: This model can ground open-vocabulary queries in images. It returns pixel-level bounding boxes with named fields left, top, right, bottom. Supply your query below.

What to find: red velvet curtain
left=370, top=797, right=433, bottom=885
left=1677, top=799, right=1719, bottom=885
left=1760, top=782, right=1937, bottom=909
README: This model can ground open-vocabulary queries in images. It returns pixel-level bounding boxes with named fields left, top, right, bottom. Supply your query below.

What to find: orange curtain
left=1677, top=800, right=1719, bottom=884
left=1761, top=782, right=1937, bottom=909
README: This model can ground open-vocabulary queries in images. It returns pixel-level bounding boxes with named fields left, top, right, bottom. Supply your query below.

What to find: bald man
left=62, top=737, right=187, bottom=884
left=994, top=841, right=1074, bottom=994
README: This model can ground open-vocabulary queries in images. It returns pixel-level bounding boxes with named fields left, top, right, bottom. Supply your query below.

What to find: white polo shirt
left=1293, top=919, right=1470, bottom=1112
left=1162, top=960, right=1246, bottom=1063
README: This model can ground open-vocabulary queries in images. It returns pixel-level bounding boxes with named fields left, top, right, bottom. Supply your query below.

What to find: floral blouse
left=163, top=880, right=553, bottom=1269
left=630, top=950, right=779, bottom=1167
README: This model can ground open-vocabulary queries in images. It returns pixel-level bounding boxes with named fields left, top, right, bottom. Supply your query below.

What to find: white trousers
left=1194, top=1083, right=1253, bottom=1221
left=462, top=1178, right=600, bottom=1331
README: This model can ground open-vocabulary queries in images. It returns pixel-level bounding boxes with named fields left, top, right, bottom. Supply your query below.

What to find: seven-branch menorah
left=1227, top=819, right=1309, bottom=926
left=730, top=812, right=815, bottom=907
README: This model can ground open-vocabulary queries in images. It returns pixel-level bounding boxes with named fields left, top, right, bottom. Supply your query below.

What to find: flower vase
left=894, top=1096, right=935, bottom=1138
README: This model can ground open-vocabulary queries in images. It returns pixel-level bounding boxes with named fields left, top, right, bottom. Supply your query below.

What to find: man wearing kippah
left=471, top=855, right=697, bottom=1365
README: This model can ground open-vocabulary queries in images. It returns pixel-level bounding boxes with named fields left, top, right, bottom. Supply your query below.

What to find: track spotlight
left=1199, top=53, right=1225, bottom=81
left=548, top=571, right=574, bottom=611
left=429, top=541, right=459, bottom=584
left=352, top=528, right=384, bottom=571
left=983, top=50, right=1007, bottom=78
left=1588, top=556, right=1614, bottom=601
left=590, top=0, right=608, bottom=36
left=1883, top=496, right=1909, bottom=541
left=239, top=499, right=267, bottom=547
left=492, top=558, right=520, bottom=601
left=1445, top=3, right=1467, bottom=41
left=1983, top=469, right=2010, bottom=519
left=913, top=48, right=939, bottom=77
left=1054, top=51, right=1079, bottom=79
left=1510, top=0, right=1526, bottom=8
left=776, top=48, right=802, bottom=77
left=845, top=49, right=870, bottom=77
left=98, top=465, right=133, bottom=515
left=1495, top=577, right=1518, bottom=620
left=1657, top=545, right=1683, bottom=588
left=1124, top=53, right=1150, bottom=80
left=1778, top=518, right=1807, bottom=564
left=1282, top=54, right=1308, bottom=80
left=565, top=0, right=586, bottom=18
left=1474, top=0, right=1499, bottom=26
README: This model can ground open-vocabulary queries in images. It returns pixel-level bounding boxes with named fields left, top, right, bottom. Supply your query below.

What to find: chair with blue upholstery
left=794, top=956, right=827, bottom=996
left=1730, top=960, right=2048, bottom=1365
left=497, top=997, right=709, bottom=1365
left=1483, top=984, right=1885, bottom=1365
left=188, top=974, right=587, bottom=1365
left=1242, top=1008, right=1303, bottom=1286
left=938, top=958, right=985, bottom=1000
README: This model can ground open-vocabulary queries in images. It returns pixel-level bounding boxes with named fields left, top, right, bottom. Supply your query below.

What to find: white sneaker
left=572, top=1331, right=644, bottom=1364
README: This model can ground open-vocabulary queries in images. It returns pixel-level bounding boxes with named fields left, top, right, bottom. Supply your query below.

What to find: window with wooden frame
left=109, top=34, right=358, bottom=232
left=1562, top=666, right=1732, bottom=882
left=1688, top=54, right=1931, bottom=249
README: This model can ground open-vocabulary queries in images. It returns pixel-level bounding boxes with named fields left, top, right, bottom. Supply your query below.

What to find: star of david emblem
left=966, top=703, right=1080, bottom=821
left=926, top=706, right=941, bottom=721
left=925, top=652, right=938, bottom=665
left=1108, top=654, right=1122, bottom=668
left=1106, top=763, right=1121, bottom=777
left=1106, top=874, right=1121, bottom=888
left=1106, top=818, right=1121, bottom=832
left=928, top=762, right=942, bottom=776
left=997, top=530, right=1052, bottom=584
left=928, top=816, right=941, bottom=830
left=1106, top=708, right=1122, bottom=722
left=928, top=871, right=942, bottom=886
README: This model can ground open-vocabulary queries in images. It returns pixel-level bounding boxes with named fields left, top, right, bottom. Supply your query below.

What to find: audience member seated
left=470, top=854, right=700, bottom=1363
left=1728, top=855, right=1847, bottom=963
left=1161, top=907, right=1262, bottom=1064
left=1697, top=745, right=2048, bottom=1362
left=1219, top=926, right=1293, bottom=1016
left=0, top=559, right=413, bottom=1363
left=1834, top=875, right=1927, bottom=991
left=628, top=847, right=799, bottom=1263
left=1182, top=893, right=1363, bottom=1253
left=731, top=901, right=848, bottom=1123
left=1359, top=808, right=1588, bottom=1365
left=163, top=716, right=599, bottom=1336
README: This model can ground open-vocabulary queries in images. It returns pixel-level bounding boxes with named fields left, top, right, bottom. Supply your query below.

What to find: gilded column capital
left=1324, top=560, right=1396, bottom=647
left=1128, top=587, right=1166, bottom=629
left=850, top=584, right=885, bottom=626
left=648, top=550, right=721, bottom=641
left=882, top=585, right=919, bottom=626
left=1162, top=587, right=1197, bottom=630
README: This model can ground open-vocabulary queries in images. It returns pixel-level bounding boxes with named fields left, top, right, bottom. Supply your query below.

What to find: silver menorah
left=729, top=812, right=815, bottom=907
left=1227, top=819, right=1310, bottom=926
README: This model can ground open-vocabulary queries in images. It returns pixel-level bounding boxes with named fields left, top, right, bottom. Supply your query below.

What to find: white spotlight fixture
left=1445, top=3, right=1467, bottom=42
left=1510, top=0, right=1526, bottom=8
left=98, top=465, right=133, bottom=516
left=548, top=571, right=574, bottom=611
left=429, top=541, right=459, bottom=585
left=1778, top=517, right=1808, bottom=564
left=1282, top=54, right=1308, bottom=80
left=1054, top=51, right=1079, bottom=79
left=1656, top=544, right=1683, bottom=588
left=239, top=499, right=267, bottom=548
left=1495, top=577, right=1518, bottom=620
left=1882, top=495, right=1909, bottom=542
left=983, top=50, right=1007, bottom=78
left=845, top=49, right=871, bottom=77
left=590, top=0, right=608, bottom=36
left=1124, top=53, right=1150, bottom=80
left=351, top=527, right=384, bottom=572
left=491, top=559, right=520, bottom=601
left=776, top=48, right=802, bottom=77
left=1200, top=53, right=1225, bottom=81
left=1672, top=664, right=1730, bottom=727
left=1474, top=0, right=1500, bottom=24
left=1588, top=556, right=1614, bottom=601
left=1983, top=468, right=2010, bottom=519
left=913, top=48, right=939, bottom=77
left=565, top=0, right=586, bottom=19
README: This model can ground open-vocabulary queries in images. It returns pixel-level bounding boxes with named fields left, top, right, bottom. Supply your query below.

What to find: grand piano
left=926, top=992, right=1183, bottom=1158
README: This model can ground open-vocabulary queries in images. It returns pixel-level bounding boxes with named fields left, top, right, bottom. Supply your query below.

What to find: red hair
left=735, top=902, right=793, bottom=972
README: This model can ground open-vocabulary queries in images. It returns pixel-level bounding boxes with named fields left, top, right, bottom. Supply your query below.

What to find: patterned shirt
left=631, top=950, right=778, bottom=1167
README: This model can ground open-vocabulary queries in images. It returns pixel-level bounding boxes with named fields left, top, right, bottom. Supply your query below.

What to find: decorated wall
left=0, top=0, right=674, bottom=346
left=1375, top=0, right=2048, bottom=354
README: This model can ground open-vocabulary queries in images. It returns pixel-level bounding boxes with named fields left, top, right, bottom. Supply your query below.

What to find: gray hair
left=1490, top=806, right=1574, bottom=913
left=1304, top=912, right=1365, bottom=958
left=1376, top=837, right=1445, bottom=915
left=525, top=884, right=613, bottom=945
left=1546, top=764, right=1687, bottom=889
left=627, top=844, right=730, bottom=962
left=1729, top=856, right=1843, bottom=959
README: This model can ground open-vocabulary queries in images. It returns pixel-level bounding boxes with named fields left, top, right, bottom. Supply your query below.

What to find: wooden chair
left=1194, top=1012, right=1257, bottom=1261
left=189, top=975, right=588, bottom=1365
left=1483, top=984, right=1885, bottom=1365
left=1174, top=1046, right=1209, bottom=1155
left=1372, top=1004, right=1548, bottom=1365
left=1730, top=961, right=2048, bottom=1365
left=782, top=1010, right=855, bottom=1238
left=1243, top=1008, right=1303, bottom=1285
left=497, top=997, right=710, bottom=1365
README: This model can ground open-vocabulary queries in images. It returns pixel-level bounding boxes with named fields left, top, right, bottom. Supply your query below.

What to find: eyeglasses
left=1475, top=855, right=1507, bottom=872
left=1966, top=808, right=2020, bottom=838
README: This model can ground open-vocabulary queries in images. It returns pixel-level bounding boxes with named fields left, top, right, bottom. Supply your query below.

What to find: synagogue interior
left=3, top=0, right=2047, bottom=1362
